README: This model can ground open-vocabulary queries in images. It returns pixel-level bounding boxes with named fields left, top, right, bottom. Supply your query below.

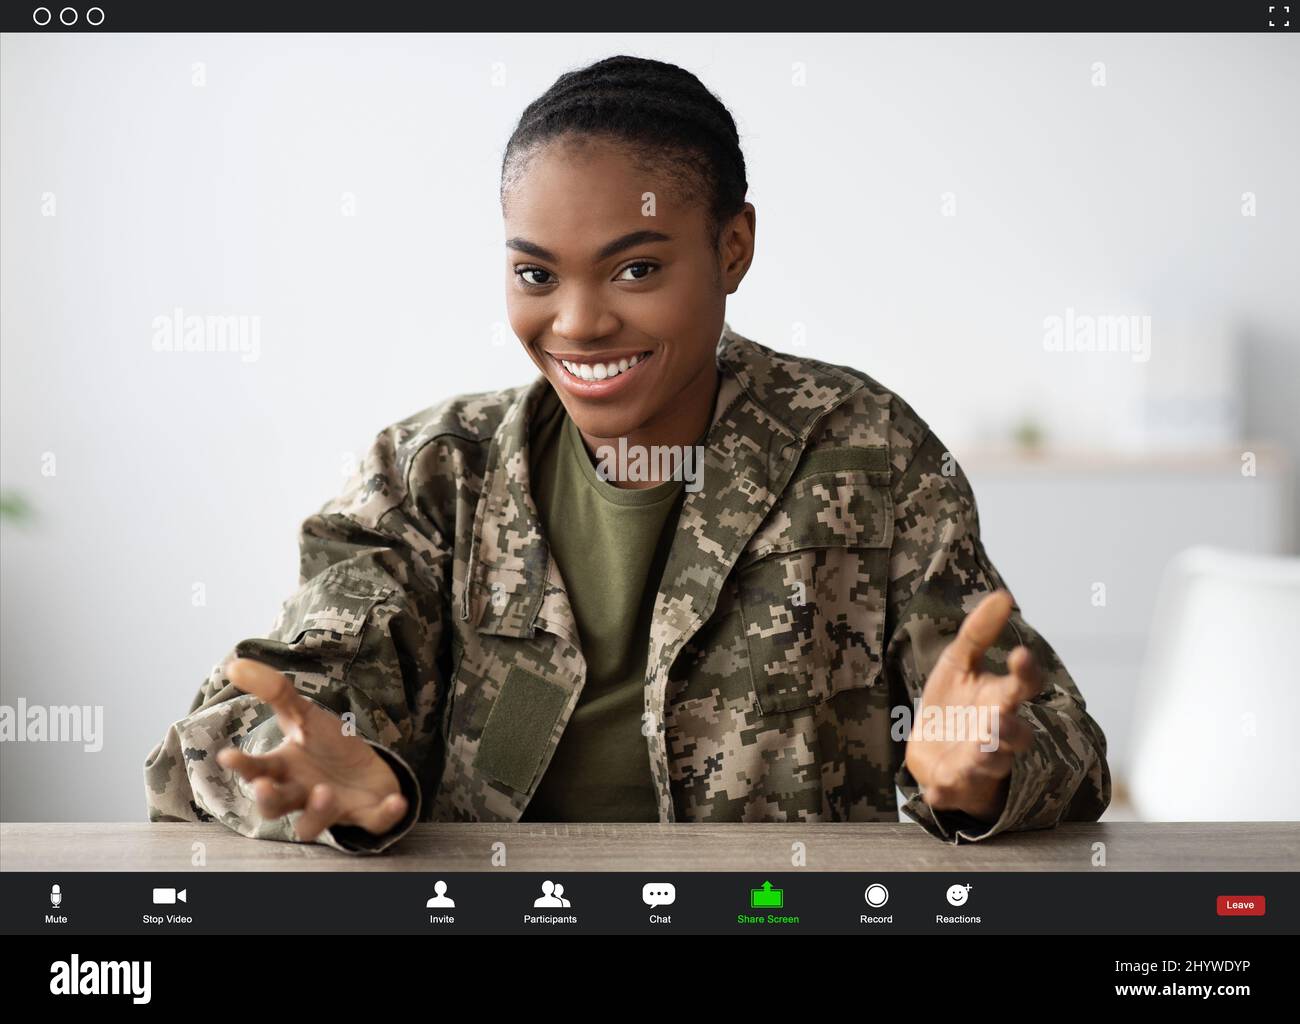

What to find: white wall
left=2, top=32, right=1297, bottom=821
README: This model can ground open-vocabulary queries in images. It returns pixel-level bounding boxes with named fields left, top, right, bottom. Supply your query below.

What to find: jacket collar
left=460, top=321, right=865, bottom=644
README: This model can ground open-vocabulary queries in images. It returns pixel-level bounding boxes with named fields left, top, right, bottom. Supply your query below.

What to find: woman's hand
left=215, top=658, right=408, bottom=841
left=904, top=590, right=1042, bottom=824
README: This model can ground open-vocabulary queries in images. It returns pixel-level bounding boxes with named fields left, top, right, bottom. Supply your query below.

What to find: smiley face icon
left=946, top=884, right=972, bottom=907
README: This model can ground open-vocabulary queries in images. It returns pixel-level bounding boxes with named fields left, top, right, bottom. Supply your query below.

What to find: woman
left=145, top=55, right=1110, bottom=850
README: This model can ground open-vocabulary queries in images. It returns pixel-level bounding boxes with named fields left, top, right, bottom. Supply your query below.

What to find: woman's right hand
left=215, top=658, right=409, bottom=840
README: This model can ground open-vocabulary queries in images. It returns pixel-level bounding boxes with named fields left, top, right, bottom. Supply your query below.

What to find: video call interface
left=0, top=0, right=1295, bottom=1003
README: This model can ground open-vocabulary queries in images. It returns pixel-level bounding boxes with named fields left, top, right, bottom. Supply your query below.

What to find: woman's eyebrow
left=506, top=229, right=672, bottom=264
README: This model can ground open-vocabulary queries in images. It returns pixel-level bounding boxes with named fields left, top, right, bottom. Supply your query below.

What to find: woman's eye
left=516, top=262, right=657, bottom=287
left=616, top=261, right=658, bottom=282
left=516, top=267, right=553, bottom=287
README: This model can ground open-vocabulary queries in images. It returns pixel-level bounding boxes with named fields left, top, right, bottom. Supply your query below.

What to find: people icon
left=533, top=880, right=571, bottom=908
left=425, top=880, right=455, bottom=908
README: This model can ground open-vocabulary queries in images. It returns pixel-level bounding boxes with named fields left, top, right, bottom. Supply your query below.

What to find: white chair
left=1127, top=546, right=1300, bottom=821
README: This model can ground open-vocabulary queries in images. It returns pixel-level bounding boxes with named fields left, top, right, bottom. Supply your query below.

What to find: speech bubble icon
left=642, top=882, right=676, bottom=908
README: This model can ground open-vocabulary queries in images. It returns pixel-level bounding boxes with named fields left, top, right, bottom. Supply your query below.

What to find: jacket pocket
left=735, top=450, right=893, bottom=715
left=260, top=565, right=396, bottom=679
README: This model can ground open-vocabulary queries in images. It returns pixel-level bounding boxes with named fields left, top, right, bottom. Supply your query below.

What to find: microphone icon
left=50, top=884, right=62, bottom=908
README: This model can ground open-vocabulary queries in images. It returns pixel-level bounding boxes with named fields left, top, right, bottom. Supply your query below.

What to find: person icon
left=553, top=882, right=571, bottom=908
left=533, top=880, right=564, bottom=907
left=425, top=880, right=455, bottom=908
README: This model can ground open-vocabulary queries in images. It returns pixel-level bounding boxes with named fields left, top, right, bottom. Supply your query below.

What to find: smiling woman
left=499, top=55, right=752, bottom=463
left=146, top=54, right=1110, bottom=846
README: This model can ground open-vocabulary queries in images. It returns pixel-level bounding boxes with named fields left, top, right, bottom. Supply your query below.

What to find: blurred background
left=2, top=32, right=1297, bottom=825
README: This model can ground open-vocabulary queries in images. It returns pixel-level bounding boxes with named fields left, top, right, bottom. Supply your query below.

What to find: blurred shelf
left=957, top=440, right=1289, bottom=475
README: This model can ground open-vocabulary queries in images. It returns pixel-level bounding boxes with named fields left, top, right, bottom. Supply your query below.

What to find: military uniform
left=144, top=323, right=1111, bottom=852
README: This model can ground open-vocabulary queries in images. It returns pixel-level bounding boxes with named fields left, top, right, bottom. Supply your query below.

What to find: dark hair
left=500, top=55, right=748, bottom=251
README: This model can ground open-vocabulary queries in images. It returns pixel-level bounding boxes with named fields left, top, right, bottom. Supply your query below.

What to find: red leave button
left=1217, top=895, right=1265, bottom=916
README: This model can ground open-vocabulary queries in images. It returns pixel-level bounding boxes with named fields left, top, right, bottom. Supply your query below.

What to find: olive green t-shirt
left=520, top=397, right=690, bottom=822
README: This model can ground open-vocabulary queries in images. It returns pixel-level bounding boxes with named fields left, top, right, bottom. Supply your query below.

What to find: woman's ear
left=718, top=203, right=756, bottom=293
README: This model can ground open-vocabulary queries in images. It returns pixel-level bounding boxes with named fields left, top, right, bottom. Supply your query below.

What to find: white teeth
left=558, top=351, right=649, bottom=382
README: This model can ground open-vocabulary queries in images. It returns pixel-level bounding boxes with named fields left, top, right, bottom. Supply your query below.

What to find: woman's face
left=503, top=138, right=754, bottom=445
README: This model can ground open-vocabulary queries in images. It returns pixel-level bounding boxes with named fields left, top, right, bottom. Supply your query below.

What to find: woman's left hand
left=904, top=590, right=1042, bottom=824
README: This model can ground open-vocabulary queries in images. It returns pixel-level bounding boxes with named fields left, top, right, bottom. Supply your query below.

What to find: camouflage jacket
left=144, top=323, right=1111, bottom=852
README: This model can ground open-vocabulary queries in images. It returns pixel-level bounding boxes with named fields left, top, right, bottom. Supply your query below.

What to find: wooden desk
left=2, top=822, right=1296, bottom=872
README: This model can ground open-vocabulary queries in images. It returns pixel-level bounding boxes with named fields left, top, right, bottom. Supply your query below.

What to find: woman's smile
left=546, top=348, right=656, bottom=399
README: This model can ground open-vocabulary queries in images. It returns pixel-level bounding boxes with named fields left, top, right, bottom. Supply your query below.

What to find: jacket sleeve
left=884, top=427, right=1111, bottom=843
left=143, top=425, right=452, bottom=854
